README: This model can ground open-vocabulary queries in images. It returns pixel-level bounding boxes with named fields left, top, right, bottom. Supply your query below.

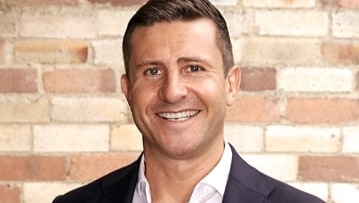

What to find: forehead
left=132, top=18, right=217, bottom=36
left=129, top=18, right=221, bottom=64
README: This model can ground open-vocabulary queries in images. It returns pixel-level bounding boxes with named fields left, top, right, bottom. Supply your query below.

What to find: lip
left=156, top=110, right=200, bottom=122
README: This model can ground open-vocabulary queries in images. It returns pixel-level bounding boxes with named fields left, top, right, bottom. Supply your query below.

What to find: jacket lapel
left=89, top=146, right=277, bottom=203
left=89, top=156, right=141, bottom=203
left=223, top=145, right=275, bottom=203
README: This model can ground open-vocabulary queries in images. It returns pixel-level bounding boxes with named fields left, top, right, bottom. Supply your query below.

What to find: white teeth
left=158, top=110, right=199, bottom=121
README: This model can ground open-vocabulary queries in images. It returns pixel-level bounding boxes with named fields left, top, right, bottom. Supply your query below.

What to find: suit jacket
left=53, top=145, right=325, bottom=203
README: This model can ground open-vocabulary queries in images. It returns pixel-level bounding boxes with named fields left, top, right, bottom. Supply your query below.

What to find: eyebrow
left=134, top=56, right=212, bottom=69
left=177, top=56, right=211, bottom=66
left=135, top=60, right=164, bottom=69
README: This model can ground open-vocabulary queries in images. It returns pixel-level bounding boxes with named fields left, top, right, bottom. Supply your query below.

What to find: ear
left=121, top=74, right=131, bottom=103
left=225, top=65, right=241, bottom=106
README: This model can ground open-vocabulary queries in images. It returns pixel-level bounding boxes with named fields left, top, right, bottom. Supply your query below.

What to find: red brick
left=338, top=0, right=359, bottom=8
left=1, top=0, right=78, bottom=6
left=88, top=0, right=145, bottom=6
left=240, top=68, right=276, bottom=91
left=28, top=0, right=78, bottom=5
left=69, top=153, right=139, bottom=181
left=299, top=156, right=359, bottom=182
left=320, top=0, right=341, bottom=8
left=43, top=68, right=116, bottom=93
left=0, top=156, right=66, bottom=181
left=321, top=42, right=359, bottom=65
left=287, top=98, right=359, bottom=124
left=320, top=0, right=333, bottom=7
left=226, top=96, right=280, bottom=122
left=0, top=184, right=20, bottom=203
left=15, top=40, right=88, bottom=64
left=0, top=69, right=37, bottom=93
left=320, top=0, right=359, bottom=8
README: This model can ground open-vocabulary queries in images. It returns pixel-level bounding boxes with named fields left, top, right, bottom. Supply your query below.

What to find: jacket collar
left=96, top=146, right=276, bottom=203
left=96, top=156, right=141, bottom=203
left=223, top=145, right=276, bottom=202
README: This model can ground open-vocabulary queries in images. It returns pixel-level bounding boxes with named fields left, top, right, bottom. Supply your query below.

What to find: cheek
left=194, top=78, right=227, bottom=107
left=200, top=77, right=226, bottom=95
left=129, top=83, right=158, bottom=109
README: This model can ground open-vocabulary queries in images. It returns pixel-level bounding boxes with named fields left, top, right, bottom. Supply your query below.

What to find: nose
left=158, top=71, right=188, bottom=104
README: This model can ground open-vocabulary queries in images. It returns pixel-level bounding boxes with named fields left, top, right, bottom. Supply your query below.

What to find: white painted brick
left=210, top=0, right=237, bottom=6
left=23, top=182, right=82, bottom=203
left=265, top=126, right=340, bottom=153
left=0, top=40, right=13, bottom=64
left=224, top=123, right=263, bottom=152
left=331, top=183, right=359, bottom=203
left=51, top=97, right=127, bottom=122
left=242, top=154, right=298, bottom=181
left=243, top=0, right=315, bottom=8
left=93, top=39, right=124, bottom=66
left=0, top=11, right=19, bottom=37
left=240, top=37, right=321, bottom=66
left=333, top=12, right=359, bottom=38
left=20, top=10, right=97, bottom=38
left=111, top=124, right=143, bottom=151
left=0, top=125, right=31, bottom=152
left=98, top=9, right=136, bottom=36
left=278, top=67, right=353, bottom=92
left=289, top=182, right=328, bottom=201
left=33, top=125, right=109, bottom=152
left=223, top=10, right=251, bottom=37
left=232, top=39, right=242, bottom=64
left=0, top=97, right=49, bottom=123
left=343, top=127, right=359, bottom=153
left=255, top=11, right=328, bottom=36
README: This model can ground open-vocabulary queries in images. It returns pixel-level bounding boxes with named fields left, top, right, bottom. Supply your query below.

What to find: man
left=53, top=0, right=325, bottom=202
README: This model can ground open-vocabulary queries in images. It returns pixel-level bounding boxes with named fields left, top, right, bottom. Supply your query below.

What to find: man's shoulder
left=227, top=161, right=325, bottom=203
left=226, top=145, right=325, bottom=203
left=266, top=178, right=326, bottom=203
left=52, top=158, right=140, bottom=203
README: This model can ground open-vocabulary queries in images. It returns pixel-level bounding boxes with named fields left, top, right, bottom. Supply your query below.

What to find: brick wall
left=0, top=0, right=358, bottom=202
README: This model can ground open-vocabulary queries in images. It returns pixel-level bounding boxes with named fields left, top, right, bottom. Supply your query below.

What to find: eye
left=186, top=65, right=203, bottom=73
left=144, top=67, right=163, bottom=76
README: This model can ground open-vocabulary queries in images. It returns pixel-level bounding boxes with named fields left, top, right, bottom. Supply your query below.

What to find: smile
left=157, top=110, right=200, bottom=121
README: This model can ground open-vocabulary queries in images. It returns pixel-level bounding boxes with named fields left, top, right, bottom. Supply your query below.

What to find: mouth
left=157, top=110, right=200, bottom=122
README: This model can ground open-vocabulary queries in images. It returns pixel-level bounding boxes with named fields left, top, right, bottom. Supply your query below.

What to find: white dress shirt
left=132, top=141, right=232, bottom=203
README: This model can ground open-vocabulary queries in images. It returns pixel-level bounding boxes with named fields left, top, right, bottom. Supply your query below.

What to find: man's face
left=121, top=18, right=240, bottom=159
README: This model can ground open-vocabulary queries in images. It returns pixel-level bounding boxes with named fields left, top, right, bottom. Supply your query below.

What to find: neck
left=143, top=140, right=224, bottom=203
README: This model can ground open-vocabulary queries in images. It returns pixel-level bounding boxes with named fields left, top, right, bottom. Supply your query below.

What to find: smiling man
left=122, top=18, right=238, bottom=203
left=53, top=0, right=325, bottom=202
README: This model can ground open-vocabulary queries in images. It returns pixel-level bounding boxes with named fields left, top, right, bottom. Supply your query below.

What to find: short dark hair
left=122, top=0, right=234, bottom=76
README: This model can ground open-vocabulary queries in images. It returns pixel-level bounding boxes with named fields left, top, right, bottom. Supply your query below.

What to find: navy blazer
left=53, top=145, right=325, bottom=203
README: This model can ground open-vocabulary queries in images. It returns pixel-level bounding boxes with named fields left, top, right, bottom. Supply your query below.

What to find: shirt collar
left=134, top=141, right=232, bottom=201
left=196, top=141, right=232, bottom=196
left=135, top=156, right=151, bottom=202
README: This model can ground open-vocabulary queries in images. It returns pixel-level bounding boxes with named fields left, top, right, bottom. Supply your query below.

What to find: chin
left=161, top=142, right=200, bottom=159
